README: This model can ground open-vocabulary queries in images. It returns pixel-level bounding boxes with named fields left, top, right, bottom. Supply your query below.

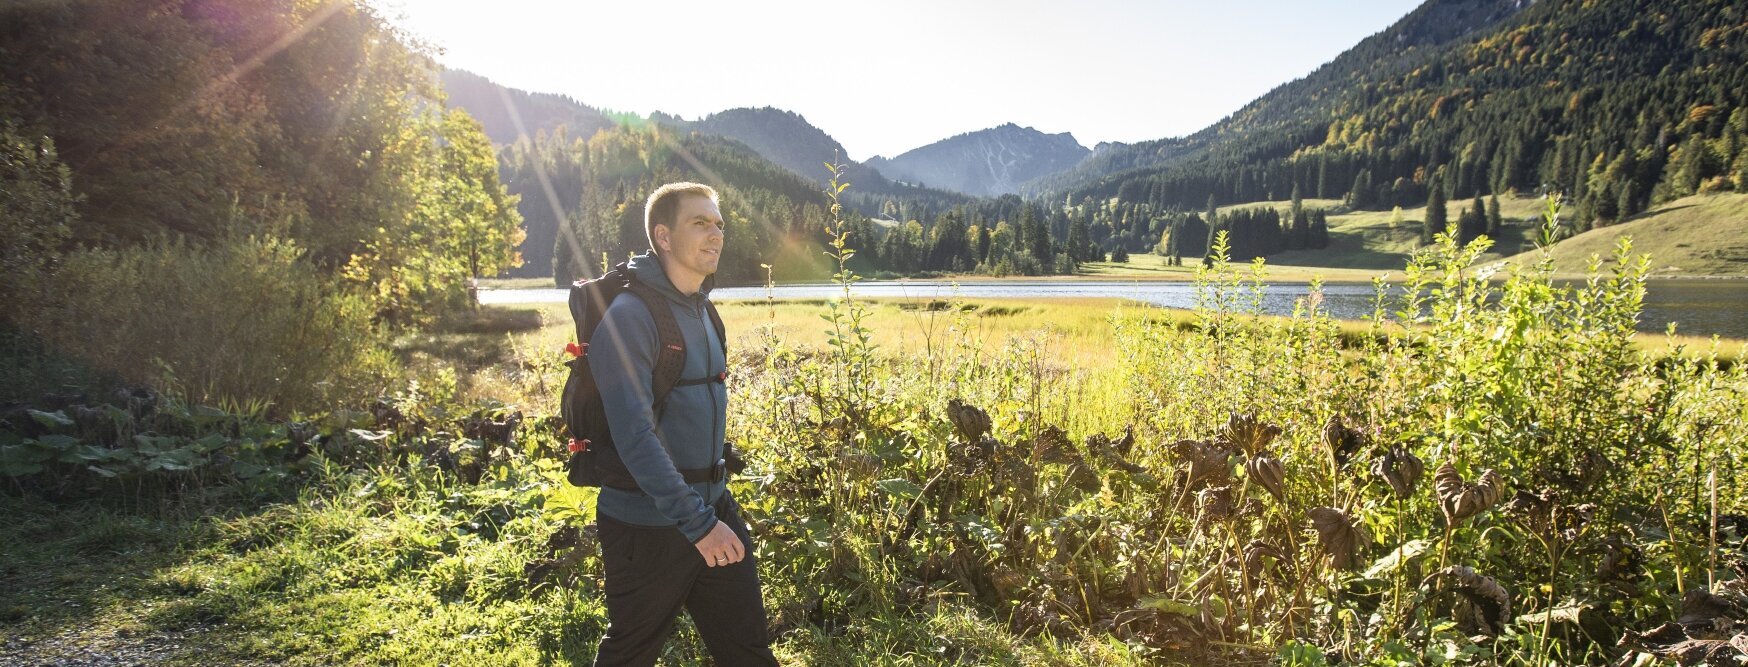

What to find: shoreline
left=482, top=271, right=1748, bottom=290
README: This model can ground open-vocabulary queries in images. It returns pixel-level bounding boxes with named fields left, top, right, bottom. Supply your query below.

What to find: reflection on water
left=481, top=279, right=1748, bottom=340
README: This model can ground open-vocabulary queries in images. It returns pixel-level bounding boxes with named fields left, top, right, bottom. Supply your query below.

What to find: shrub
left=21, top=235, right=394, bottom=411
left=0, top=123, right=77, bottom=318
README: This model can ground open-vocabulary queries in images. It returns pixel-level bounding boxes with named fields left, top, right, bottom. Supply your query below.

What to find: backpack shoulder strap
left=704, top=300, right=727, bottom=357
left=623, top=280, right=688, bottom=412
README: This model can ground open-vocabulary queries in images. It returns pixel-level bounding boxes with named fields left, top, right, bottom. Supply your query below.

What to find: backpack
left=559, top=262, right=740, bottom=489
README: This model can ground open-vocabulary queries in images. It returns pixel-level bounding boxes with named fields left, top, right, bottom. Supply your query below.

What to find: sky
left=374, top=0, right=1423, bottom=162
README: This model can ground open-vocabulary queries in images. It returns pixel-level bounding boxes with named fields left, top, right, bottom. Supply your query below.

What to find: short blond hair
left=644, top=182, right=719, bottom=251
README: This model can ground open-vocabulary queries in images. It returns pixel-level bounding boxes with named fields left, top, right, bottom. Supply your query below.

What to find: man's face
left=656, top=194, right=725, bottom=285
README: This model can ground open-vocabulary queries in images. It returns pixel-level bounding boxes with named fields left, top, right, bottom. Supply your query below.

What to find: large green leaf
left=59, top=445, right=112, bottom=464
left=1365, top=538, right=1433, bottom=578
left=193, top=433, right=228, bottom=452
left=133, top=434, right=180, bottom=454
left=876, top=478, right=923, bottom=500
left=32, top=434, right=82, bottom=450
left=232, top=460, right=267, bottom=479
left=27, top=409, right=73, bottom=430
left=2, top=443, right=47, bottom=470
left=1138, top=595, right=1199, bottom=617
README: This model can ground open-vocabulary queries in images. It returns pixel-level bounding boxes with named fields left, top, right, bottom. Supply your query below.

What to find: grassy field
left=478, top=276, right=558, bottom=290
left=1085, top=193, right=1748, bottom=280
left=454, top=294, right=1741, bottom=417
left=1082, top=195, right=1552, bottom=280
left=1499, top=192, right=1748, bottom=276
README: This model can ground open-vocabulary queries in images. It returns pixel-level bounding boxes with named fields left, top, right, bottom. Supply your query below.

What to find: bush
left=21, top=235, right=394, bottom=412
left=0, top=123, right=77, bottom=319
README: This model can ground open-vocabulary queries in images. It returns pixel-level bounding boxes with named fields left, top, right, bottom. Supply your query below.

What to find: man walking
left=588, top=182, right=777, bottom=665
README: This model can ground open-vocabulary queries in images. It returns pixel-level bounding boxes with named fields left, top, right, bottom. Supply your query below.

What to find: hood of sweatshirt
left=627, top=251, right=714, bottom=310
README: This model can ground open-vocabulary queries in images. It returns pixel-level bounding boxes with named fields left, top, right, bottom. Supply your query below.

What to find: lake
left=479, top=279, right=1748, bottom=340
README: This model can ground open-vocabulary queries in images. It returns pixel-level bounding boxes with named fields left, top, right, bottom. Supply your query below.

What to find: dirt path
left=0, top=625, right=233, bottom=667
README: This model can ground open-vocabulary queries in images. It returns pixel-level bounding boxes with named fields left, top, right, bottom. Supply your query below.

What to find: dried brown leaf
left=1660, top=637, right=1745, bottom=666
left=1426, top=565, right=1512, bottom=636
left=1503, top=488, right=1557, bottom=529
left=1435, top=463, right=1505, bottom=523
left=1031, top=425, right=1078, bottom=465
left=947, top=398, right=992, bottom=442
left=1220, top=412, right=1281, bottom=457
left=1678, top=589, right=1745, bottom=626
left=1308, top=506, right=1368, bottom=570
left=1246, top=454, right=1286, bottom=502
left=1171, top=439, right=1234, bottom=490
left=1198, top=485, right=1236, bottom=522
left=1083, top=425, right=1136, bottom=457
left=1322, top=414, right=1365, bottom=466
left=1372, top=445, right=1424, bottom=498
left=1244, top=540, right=1291, bottom=579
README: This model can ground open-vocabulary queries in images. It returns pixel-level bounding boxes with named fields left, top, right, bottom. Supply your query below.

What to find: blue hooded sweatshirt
left=588, top=252, right=728, bottom=543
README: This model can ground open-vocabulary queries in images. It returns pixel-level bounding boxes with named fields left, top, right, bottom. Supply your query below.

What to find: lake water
left=480, top=279, right=1748, bottom=340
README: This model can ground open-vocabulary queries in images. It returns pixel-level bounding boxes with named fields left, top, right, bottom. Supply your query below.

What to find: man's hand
left=694, top=521, right=743, bottom=567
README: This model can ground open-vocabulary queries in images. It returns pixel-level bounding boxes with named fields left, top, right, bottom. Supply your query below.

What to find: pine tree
left=1023, top=206, right=1052, bottom=264
left=1423, top=171, right=1447, bottom=245
left=1466, top=194, right=1488, bottom=243
left=1310, top=210, right=1330, bottom=249
left=1066, top=216, right=1091, bottom=262
left=1487, top=194, right=1502, bottom=236
left=1317, top=155, right=1331, bottom=198
left=1348, top=169, right=1375, bottom=210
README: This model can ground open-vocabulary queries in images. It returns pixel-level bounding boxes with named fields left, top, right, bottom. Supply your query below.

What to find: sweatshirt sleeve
left=588, top=296, right=719, bottom=542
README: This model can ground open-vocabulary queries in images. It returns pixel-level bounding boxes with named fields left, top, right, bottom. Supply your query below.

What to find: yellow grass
left=1501, top=192, right=1748, bottom=277
left=471, top=294, right=1741, bottom=410
left=1077, top=252, right=1392, bottom=282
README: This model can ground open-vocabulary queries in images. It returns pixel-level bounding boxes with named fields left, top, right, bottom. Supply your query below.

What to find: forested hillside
left=495, top=122, right=1085, bottom=283
left=441, top=69, right=619, bottom=145
left=1043, top=0, right=1748, bottom=241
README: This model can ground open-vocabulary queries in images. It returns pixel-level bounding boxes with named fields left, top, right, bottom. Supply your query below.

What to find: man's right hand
left=694, top=520, right=744, bottom=567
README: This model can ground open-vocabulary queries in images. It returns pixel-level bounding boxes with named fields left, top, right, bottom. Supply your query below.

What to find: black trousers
left=592, top=494, right=778, bottom=667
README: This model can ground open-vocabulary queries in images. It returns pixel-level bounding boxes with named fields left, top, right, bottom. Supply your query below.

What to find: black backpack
left=560, top=262, right=739, bottom=489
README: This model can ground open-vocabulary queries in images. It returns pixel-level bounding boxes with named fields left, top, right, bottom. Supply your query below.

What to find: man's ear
left=652, top=224, right=670, bottom=253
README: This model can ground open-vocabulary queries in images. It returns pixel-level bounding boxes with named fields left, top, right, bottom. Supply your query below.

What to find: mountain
left=440, top=69, right=617, bottom=144
left=866, top=123, right=1089, bottom=197
left=440, top=70, right=966, bottom=213
left=658, top=107, right=958, bottom=205
left=1033, top=0, right=1748, bottom=241
left=669, top=107, right=854, bottom=185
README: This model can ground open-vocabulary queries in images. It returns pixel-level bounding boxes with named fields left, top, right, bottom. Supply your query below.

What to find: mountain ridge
left=865, top=123, right=1089, bottom=197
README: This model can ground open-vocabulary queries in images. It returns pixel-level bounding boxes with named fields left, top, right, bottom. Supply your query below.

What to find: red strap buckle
left=717, top=371, right=728, bottom=382
left=564, top=342, right=587, bottom=358
left=567, top=438, right=591, bottom=453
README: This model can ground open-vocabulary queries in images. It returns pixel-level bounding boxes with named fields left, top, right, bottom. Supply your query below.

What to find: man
left=588, top=182, right=777, bottom=666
